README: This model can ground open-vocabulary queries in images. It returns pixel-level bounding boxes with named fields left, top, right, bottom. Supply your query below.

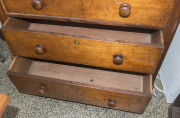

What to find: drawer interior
left=9, top=56, right=152, bottom=94
left=4, top=18, right=163, bottom=46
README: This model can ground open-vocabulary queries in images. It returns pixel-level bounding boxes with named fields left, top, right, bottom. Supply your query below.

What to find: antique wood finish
left=1, top=0, right=178, bottom=114
left=153, top=0, right=180, bottom=81
left=2, top=18, right=164, bottom=74
left=0, top=94, right=9, bottom=117
left=2, top=18, right=163, bottom=73
left=0, top=0, right=7, bottom=24
left=1, top=0, right=174, bottom=29
left=7, top=56, right=152, bottom=113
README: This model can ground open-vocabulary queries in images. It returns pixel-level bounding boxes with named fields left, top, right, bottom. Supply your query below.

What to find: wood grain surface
left=0, top=0, right=7, bottom=24
left=1, top=0, right=174, bottom=29
left=0, top=94, right=9, bottom=118
left=7, top=56, right=152, bottom=113
left=2, top=18, right=164, bottom=74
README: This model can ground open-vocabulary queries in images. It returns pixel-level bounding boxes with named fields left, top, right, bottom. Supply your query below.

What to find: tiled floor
left=0, top=39, right=170, bottom=118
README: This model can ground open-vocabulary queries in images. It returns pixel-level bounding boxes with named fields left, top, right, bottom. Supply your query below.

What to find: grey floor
left=0, top=39, right=170, bottom=118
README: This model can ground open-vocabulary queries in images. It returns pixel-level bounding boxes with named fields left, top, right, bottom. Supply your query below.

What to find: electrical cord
left=153, top=73, right=165, bottom=99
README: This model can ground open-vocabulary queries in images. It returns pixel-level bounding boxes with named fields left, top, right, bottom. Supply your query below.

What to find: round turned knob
left=108, top=99, right=117, bottom=107
left=38, top=86, right=46, bottom=94
left=35, top=44, right=44, bottom=55
left=119, top=3, right=131, bottom=18
left=113, top=54, right=123, bottom=65
left=31, top=0, right=43, bottom=10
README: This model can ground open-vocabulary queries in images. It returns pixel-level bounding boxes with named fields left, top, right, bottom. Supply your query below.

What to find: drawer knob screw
left=113, top=54, right=123, bottom=65
left=108, top=99, right=117, bottom=107
left=38, top=86, right=46, bottom=95
left=32, top=0, right=43, bottom=10
left=74, top=41, right=79, bottom=45
left=35, top=44, right=45, bottom=55
left=73, top=86, right=77, bottom=90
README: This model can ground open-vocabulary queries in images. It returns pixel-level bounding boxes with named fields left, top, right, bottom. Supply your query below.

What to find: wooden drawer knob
left=38, top=86, right=46, bottom=94
left=108, top=99, right=117, bottom=107
left=35, top=44, right=44, bottom=55
left=119, top=3, right=131, bottom=18
left=32, top=0, right=43, bottom=10
left=113, top=54, right=123, bottom=65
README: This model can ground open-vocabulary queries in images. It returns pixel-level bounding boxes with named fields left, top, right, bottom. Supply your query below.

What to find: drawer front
left=3, top=29, right=163, bottom=74
left=7, top=57, right=152, bottom=113
left=8, top=73, right=151, bottom=113
left=1, top=0, right=173, bottom=28
left=2, top=18, right=164, bottom=74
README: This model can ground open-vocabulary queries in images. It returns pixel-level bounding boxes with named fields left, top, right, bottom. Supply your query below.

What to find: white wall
left=159, top=24, right=180, bottom=103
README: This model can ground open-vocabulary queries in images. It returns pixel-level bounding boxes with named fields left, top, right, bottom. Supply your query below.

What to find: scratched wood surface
left=1, top=0, right=174, bottom=29
left=2, top=18, right=164, bottom=74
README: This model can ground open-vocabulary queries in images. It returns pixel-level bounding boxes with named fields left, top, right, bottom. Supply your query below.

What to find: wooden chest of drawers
left=0, top=0, right=179, bottom=114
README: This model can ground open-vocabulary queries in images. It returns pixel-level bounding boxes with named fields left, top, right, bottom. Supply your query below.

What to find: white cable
left=153, top=73, right=165, bottom=99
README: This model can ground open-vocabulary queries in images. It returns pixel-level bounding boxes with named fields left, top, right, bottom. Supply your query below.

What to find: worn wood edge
left=0, top=94, right=10, bottom=118
left=2, top=25, right=164, bottom=48
left=150, top=75, right=153, bottom=94
left=142, top=75, right=152, bottom=94
left=2, top=17, right=10, bottom=27
left=8, top=56, right=18, bottom=71
left=160, top=31, right=164, bottom=48
left=0, top=0, right=7, bottom=24
left=5, top=12, right=164, bottom=30
left=7, top=70, right=152, bottom=98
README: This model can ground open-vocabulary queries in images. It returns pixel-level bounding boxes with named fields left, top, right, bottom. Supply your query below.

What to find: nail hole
left=90, top=79, right=94, bottom=82
left=74, top=41, right=79, bottom=44
left=73, top=86, right=77, bottom=90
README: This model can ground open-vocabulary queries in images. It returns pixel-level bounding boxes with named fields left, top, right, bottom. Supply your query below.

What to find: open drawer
left=2, top=18, right=164, bottom=74
left=8, top=56, right=152, bottom=113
